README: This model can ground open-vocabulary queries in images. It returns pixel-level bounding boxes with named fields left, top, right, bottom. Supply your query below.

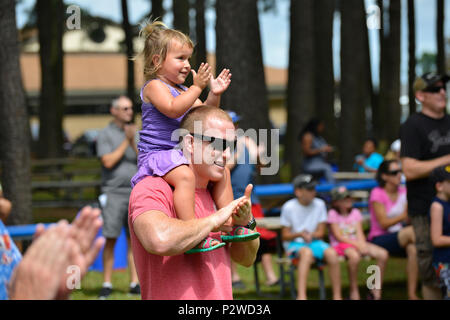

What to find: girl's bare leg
left=323, top=248, right=342, bottom=300
left=164, top=165, right=220, bottom=248
left=163, top=165, right=196, bottom=221
left=345, top=248, right=361, bottom=300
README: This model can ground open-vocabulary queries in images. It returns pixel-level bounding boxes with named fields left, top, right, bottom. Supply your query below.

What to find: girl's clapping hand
left=209, top=68, right=232, bottom=95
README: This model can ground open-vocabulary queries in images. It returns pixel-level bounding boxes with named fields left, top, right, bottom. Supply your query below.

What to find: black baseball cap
left=431, top=165, right=450, bottom=183
left=413, top=72, right=450, bottom=93
left=292, top=174, right=317, bottom=190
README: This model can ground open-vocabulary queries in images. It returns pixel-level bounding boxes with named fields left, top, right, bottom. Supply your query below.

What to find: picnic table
left=30, top=157, right=102, bottom=208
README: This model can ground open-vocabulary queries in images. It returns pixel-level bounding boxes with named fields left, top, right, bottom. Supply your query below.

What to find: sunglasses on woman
left=190, top=133, right=237, bottom=152
left=386, top=169, right=402, bottom=175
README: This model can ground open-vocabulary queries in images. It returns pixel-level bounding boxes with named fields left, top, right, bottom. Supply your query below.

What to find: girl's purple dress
left=131, top=79, right=190, bottom=187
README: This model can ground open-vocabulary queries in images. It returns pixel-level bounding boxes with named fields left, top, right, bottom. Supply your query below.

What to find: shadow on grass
left=233, top=279, right=411, bottom=300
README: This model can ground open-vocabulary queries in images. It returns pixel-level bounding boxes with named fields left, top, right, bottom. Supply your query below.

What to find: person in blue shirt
left=429, top=165, right=450, bottom=299
left=0, top=189, right=21, bottom=300
left=354, top=138, right=384, bottom=173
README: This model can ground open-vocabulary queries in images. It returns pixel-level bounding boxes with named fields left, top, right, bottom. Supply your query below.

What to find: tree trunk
left=408, top=0, right=416, bottom=115
left=286, top=0, right=315, bottom=178
left=436, top=0, right=446, bottom=75
left=36, top=0, right=65, bottom=158
left=381, top=0, right=402, bottom=143
left=313, top=0, right=336, bottom=150
left=0, top=0, right=33, bottom=225
left=121, top=0, right=136, bottom=109
left=173, top=0, right=191, bottom=87
left=173, top=0, right=190, bottom=35
left=340, top=0, right=368, bottom=170
left=150, top=0, right=164, bottom=21
left=216, top=0, right=274, bottom=181
left=194, top=0, right=208, bottom=101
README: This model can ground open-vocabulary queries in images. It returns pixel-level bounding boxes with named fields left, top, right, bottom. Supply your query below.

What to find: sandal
left=221, top=226, right=260, bottom=242
left=185, top=237, right=226, bottom=254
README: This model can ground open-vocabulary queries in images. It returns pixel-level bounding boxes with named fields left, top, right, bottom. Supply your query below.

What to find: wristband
left=246, top=217, right=256, bottom=230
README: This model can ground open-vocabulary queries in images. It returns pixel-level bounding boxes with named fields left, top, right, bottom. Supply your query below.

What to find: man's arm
left=132, top=197, right=245, bottom=256
left=229, top=238, right=260, bottom=268
left=401, top=155, right=450, bottom=181
left=100, top=124, right=137, bottom=169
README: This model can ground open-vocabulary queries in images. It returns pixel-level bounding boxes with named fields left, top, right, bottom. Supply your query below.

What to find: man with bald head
left=128, top=105, right=259, bottom=300
left=97, top=96, right=140, bottom=299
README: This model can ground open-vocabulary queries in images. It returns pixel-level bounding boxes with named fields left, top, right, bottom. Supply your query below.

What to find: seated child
left=429, top=165, right=450, bottom=300
left=327, top=186, right=388, bottom=300
left=280, top=174, right=342, bottom=300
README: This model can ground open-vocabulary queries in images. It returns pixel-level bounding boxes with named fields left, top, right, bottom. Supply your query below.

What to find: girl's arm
left=144, top=64, right=211, bottom=119
left=372, top=201, right=407, bottom=229
left=355, top=220, right=367, bottom=243
left=204, top=69, right=232, bottom=107
left=329, top=223, right=360, bottom=246
left=430, top=201, right=450, bottom=248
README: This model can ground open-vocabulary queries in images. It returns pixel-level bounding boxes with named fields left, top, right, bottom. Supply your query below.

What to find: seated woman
left=298, top=118, right=335, bottom=183
left=368, top=160, right=420, bottom=300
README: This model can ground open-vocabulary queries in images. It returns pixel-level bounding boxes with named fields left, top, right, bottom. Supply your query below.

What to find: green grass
left=69, top=255, right=415, bottom=300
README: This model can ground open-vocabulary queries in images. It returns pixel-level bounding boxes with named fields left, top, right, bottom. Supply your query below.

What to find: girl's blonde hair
left=137, top=20, right=194, bottom=81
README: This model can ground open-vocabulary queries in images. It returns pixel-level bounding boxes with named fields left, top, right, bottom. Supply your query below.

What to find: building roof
left=20, top=25, right=287, bottom=108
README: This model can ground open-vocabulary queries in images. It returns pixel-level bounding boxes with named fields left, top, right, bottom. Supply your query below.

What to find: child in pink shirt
left=327, top=186, right=388, bottom=300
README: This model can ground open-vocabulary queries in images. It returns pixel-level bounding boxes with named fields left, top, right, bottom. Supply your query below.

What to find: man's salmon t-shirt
left=128, top=176, right=232, bottom=300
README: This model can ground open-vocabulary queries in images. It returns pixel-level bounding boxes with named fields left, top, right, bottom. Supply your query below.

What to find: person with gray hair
left=96, top=95, right=140, bottom=299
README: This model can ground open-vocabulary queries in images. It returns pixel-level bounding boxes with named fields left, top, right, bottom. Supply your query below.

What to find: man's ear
left=183, top=135, right=194, bottom=155
left=415, top=91, right=425, bottom=103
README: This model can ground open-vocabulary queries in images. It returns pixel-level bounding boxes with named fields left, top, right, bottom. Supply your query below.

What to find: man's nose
left=222, top=147, right=232, bottom=161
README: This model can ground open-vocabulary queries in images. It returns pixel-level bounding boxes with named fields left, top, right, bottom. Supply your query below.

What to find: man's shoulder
left=98, top=122, right=115, bottom=137
left=132, top=176, right=172, bottom=195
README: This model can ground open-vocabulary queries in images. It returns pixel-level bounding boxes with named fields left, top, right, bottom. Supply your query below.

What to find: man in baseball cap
left=413, top=73, right=450, bottom=94
left=400, top=72, right=450, bottom=299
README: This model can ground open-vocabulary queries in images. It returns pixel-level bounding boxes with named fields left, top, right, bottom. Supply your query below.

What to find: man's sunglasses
left=423, top=85, right=446, bottom=93
left=386, top=169, right=402, bottom=176
left=190, top=133, right=237, bottom=152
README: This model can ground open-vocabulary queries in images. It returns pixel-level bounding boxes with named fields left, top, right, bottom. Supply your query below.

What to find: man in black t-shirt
left=400, top=72, right=450, bottom=299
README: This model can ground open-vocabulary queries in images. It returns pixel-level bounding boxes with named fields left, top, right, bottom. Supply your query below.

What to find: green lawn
left=69, top=255, right=415, bottom=300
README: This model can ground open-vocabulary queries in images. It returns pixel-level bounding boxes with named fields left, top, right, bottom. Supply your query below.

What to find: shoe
left=186, top=237, right=226, bottom=254
left=232, top=280, right=246, bottom=290
left=266, top=279, right=280, bottom=287
left=98, top=286, right=112, bottom=300
left=221, top=226, right=260, bottom=242
left=129, top=284, right=141, bottom=295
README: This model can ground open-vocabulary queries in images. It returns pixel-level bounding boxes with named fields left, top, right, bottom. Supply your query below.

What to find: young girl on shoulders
left=327, top=186, right=388, bottom=300
left=131, top=21, right=258, bottom=254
